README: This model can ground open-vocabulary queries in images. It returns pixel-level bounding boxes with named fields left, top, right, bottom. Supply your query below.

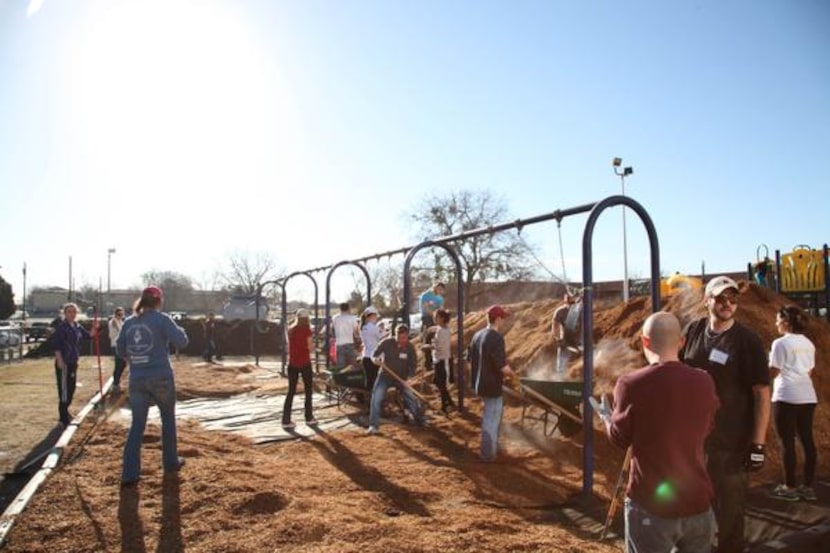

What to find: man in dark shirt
left=367, top=324, right=423, bottom=435
left=469, top=305, right=517, bottom=462
left=680, top=276, right=771, bottom=552
left=600, top=312, right=720, bottom=552
left=203, top=312, right=219, bottom=362
left=551, top=292, right=582, bottom=375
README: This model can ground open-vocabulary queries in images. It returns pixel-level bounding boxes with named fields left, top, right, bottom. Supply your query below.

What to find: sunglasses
left=714, top=294, right=738, bottom=305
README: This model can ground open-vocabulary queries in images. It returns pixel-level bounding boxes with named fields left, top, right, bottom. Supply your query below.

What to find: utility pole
left=20, top=263, right=26, bottom=358
left=68, top=256, right=73, bottom=302
left=107, top=248, right=116, bottom=311
left=612, top=157, right=634, bottom=302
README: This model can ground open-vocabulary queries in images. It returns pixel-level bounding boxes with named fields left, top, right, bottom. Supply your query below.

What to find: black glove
left=747, top=443, right=765, bottom=472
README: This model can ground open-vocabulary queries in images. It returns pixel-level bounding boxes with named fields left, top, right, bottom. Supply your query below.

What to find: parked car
left=222, top=296, right=270, bottom=321
left=25, top=322, right=51, bottom=342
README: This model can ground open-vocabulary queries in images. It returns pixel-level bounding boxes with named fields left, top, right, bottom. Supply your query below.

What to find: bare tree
left=0, top=276, right=15, bottom=320
left=222, top=251, right=282, bottom=295
left=141, top=270, right=194, bottom=311
left=366, top=262, right=405, bottom=315
left=407, top=190, right=537, bottom=309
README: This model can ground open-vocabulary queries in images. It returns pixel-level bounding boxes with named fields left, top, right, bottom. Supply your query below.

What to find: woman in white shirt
left=360, top=306, right=383, bottom=393
left=768, top=305, right=818, bottom=502
left=431, top=308, right=455, bottom=413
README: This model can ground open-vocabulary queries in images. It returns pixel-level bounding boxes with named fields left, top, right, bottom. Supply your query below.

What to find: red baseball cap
left=487, top=305, right=510, bottom=319
left=143, top=285, right=164, bottom=300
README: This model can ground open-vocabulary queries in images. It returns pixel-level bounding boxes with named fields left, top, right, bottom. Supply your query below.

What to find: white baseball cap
left=705, top=276, right=739, bottom=298
left=363, top=306, right=379, bottom=317
left=296, top=308, right=310, bottom=318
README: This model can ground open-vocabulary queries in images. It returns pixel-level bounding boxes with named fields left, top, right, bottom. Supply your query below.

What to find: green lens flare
left=654, top=481, right=676, bottom=502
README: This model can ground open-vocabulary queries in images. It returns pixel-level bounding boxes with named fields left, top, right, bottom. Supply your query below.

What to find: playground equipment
left=659, top=273, right=703, bottom=298
left=280, top=194, right=662, bottom=497
left=746, top=243, right=776, bottom=289
left=774, top=244, right=829, bottom=319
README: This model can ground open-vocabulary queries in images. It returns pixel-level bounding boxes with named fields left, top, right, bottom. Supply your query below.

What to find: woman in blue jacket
left=52, top=302, right=91, bottom=426
left=117, top=286, right=189, bottom=487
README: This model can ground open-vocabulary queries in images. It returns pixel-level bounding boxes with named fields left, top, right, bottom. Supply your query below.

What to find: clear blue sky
left=1, top=0, right=828, bottom=305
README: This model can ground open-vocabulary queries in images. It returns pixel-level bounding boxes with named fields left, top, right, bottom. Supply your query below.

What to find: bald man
left=599, top=312, right=720, bottom=553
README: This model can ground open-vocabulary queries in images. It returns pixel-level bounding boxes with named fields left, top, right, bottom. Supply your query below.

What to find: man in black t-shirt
left=680, top=276, right=770, bottom=553
left=469, top=305, right=517, bottom=462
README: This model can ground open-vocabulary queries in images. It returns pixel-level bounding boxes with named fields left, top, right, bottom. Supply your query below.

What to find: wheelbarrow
left=506, top=377, right=583, bottom=438
left=323, top=364, right=373, bottom=407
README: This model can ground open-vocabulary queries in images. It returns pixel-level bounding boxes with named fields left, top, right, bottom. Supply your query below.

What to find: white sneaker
left=367, top=426, right=379, bottom=435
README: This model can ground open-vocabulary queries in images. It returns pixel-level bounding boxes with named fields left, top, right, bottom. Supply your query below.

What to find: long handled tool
left=93, top=310, right=104, bottom=407
left=379, top=362, right=439, bottom=412
left=601, top=446, right=632, bottom=540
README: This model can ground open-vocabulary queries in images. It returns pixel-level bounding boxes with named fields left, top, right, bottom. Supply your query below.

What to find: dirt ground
left=1, top=281, right=828, bottom=552
left=0, top=358, right=106, bottom=475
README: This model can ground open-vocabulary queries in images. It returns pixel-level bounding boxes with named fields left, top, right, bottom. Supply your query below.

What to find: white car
left=0, top=329, right=22, bottom=347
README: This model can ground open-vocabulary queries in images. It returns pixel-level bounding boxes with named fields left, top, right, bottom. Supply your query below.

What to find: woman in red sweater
left=282, top=309, right=317, bottom=428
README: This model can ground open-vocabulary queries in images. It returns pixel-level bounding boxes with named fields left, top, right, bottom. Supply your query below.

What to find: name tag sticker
left=709, top=348, right=729, bottom=365
left=399, top=353, right=407, bottom=360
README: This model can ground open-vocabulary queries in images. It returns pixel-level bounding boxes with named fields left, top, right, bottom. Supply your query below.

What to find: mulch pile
left=4, top=280, right=828, bottom=552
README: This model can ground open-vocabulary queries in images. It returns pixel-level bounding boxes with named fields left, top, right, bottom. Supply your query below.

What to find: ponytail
left=779, top=305, right=807, bottom=334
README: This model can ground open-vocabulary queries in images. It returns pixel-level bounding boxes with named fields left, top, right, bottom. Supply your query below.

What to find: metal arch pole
left=824, top=244, right=829, bottom=322
left=280, top=282, right=288, bottom=376
left=324, top=261, right=372, bottom=370
left=775, top=249, right=782, bottom=294
left=254, top=283, right=263, bottom=366
left=255, top=279, right=284, bottom=368
left=581, top=194, right=660, bottom=497
left=403, top=240, right=466, bottom=409
left=310, top=272, right=320, bottom=368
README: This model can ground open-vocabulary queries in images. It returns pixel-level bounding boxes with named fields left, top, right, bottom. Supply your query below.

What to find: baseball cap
left=143, top=286, right=163, bottom=300
left=705, top=276, right=739, bottom=298
left=487, top=305, right=510, bottom=319
left=363, top=306, right=379, bottom=317
left=396, top=324, right=409, bottom=334
left=296, top=308, right=310, bottom=318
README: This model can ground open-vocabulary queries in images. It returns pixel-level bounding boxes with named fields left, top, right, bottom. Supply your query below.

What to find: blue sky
left=1, top=0, right=828, bottom=305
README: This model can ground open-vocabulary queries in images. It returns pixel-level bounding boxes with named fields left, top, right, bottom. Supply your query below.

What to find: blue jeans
left=625, top=498, right=715, bottom=553
left=335, top=344, right=356, bottom=371
left=480, top=396, right=504, bottom=461
left=122, top=376, right=178, bottom=483
left=369, top=373, right=423, bottom=429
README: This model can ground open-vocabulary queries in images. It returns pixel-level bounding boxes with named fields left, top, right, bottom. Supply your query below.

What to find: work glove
left=746, top=443, right=765, bottom=472
left=589, top=394, right=612, bottom=424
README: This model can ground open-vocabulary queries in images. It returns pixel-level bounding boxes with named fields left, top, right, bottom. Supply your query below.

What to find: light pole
left=107, top=248, right=116, bottom=310
left=612, top=157, right=634, bottom=302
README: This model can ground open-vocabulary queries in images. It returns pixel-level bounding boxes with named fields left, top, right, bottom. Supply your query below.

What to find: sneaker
left=797, top=485, right=817, bottom=501
left=367, top=426, right=380, bottom=435
left=769, top=484, right=799, bottom=502
left=282, top=421, right=296, bottom=429
left=306, top=418, right=318, bottom=426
